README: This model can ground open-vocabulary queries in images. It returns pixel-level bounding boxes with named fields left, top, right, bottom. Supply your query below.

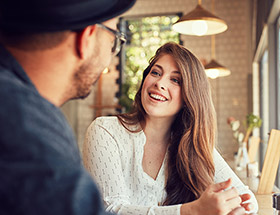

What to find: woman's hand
left=196, top=178, right=242, bottom=215
left=181, top=178, right=244, bottom=215
left=229, top=193, right=255, bottom=214
left=240, top=193, right=254, bottom=212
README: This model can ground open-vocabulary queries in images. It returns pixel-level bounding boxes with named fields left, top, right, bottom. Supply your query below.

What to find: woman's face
left=141, top=54, right=183, bottom=121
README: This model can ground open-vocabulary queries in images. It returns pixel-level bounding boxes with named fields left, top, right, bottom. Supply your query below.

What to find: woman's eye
left=151, top=70, right=160, bottom=76
left=171, top=78, right=181, bottom=85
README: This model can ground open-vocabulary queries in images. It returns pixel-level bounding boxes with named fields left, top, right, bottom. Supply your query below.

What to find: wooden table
left=255, top=194, right=274, bottom=215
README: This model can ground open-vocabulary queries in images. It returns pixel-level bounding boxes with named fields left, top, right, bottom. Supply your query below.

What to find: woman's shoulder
left=89, top=116, right=121, bottom=132
left=92, top=115, right=136, bottom=134
left=94, top=116, right=119, bottom=125
left=88, top=115, right=144, bottom=141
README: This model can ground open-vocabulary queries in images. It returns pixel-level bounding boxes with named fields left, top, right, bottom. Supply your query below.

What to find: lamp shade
left=205, top=59, right=231, bottom=79
left=172, top=4, right=228, bottom=36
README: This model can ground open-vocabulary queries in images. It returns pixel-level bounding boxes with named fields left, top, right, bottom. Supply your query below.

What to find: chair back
left=257, top=129, right=280, bottom=194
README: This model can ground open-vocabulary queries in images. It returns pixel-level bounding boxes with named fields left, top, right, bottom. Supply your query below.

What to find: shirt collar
left=0, top=43, right=36, bottom=90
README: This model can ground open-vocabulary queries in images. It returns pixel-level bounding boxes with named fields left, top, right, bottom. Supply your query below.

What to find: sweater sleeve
left=83, top=120, right=181, bottom=215
left=213, top=149, right=259, bottom=213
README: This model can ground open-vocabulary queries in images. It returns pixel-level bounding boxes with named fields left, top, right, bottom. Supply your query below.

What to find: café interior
left=61, top=0, right=280, bottom=213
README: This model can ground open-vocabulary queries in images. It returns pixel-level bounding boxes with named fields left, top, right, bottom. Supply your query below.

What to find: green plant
left=243, top=113, right=262, bottom=143
left=227, top=113, right=262, bottom=145
left=119, top=82, right=134, bottom=112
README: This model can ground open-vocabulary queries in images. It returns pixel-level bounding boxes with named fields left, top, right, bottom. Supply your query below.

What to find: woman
left=83, top=42, right=258, bottom=214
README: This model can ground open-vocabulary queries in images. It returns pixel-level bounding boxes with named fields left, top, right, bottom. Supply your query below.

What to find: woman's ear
left=75, top=25, right=97, bottom=59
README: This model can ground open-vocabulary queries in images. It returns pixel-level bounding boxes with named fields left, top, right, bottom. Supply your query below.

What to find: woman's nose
left=155, top=78, right=167, bottom=90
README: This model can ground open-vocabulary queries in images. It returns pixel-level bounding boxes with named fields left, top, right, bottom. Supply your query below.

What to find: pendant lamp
left=204, top=0, right=230, bottom=78
left=172, top=0, right=227, bottom=36
left=205, top=35, right=230, bottom=79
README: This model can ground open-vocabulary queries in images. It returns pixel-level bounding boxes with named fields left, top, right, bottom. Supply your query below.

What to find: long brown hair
left=117, top=42, right=216, bottom=204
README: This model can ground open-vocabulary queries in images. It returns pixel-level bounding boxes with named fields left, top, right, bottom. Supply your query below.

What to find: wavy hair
left=117, top=42, right=216, bottom=204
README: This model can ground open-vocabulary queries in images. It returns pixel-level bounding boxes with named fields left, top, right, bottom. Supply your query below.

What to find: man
left=0, top=0, right=136, bottom=214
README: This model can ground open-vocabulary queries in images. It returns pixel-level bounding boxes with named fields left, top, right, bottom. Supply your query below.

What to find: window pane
left=259, top=50, right=269, bottom=165
left=119, top=15, right=180, bottom=112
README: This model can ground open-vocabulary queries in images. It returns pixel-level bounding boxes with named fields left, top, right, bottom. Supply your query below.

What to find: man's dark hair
left=0, top=30, right=71, bottom=50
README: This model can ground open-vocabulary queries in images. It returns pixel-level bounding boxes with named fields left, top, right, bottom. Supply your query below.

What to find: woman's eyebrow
left=154, top=64, right=180, bottom=74
left=154, top=64, right=163, bottom=70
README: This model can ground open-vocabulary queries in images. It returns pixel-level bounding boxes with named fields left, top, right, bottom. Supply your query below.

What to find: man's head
left=0, top=0, right=136, bottom=105
left=70, top=18, right=123, bottom=100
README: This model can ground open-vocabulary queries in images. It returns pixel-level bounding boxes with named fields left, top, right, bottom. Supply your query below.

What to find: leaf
left=246, top=113, right=262, bottom=129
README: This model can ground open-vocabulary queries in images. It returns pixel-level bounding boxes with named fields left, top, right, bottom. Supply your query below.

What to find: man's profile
left=0, top=0, right=136, bottom=214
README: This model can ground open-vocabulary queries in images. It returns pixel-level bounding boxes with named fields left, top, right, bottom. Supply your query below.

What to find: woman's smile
left=149, top=92, right=168, bottom=102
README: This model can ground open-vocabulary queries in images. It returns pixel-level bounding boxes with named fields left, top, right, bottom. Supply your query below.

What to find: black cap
left=0, top=0, right=136, bottom=32
left=273, top=193, right=280, bottom=210
left=277, top=195, right=280, bottom=210
left=273, top=193, right=278, bottom=208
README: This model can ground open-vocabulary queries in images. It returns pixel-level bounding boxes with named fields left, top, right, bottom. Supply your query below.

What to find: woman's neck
left=143, top=116, right=174, bottom=145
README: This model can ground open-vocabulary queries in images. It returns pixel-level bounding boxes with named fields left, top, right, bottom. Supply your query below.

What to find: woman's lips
left=149, top=93, right=167, bottom=101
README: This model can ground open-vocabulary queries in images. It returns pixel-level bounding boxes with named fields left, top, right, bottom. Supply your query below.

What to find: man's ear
left=75, top=25, right=97, bottom=59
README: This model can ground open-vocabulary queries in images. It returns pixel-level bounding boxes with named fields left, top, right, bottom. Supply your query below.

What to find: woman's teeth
left=150, top=93, right=167, bottom=101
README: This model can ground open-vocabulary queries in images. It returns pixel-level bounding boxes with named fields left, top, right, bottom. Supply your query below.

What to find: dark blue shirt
left=0, top=45, right=111, bottom=215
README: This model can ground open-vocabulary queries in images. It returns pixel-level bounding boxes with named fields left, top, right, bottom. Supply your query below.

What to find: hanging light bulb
left=205, top=36, right=231, bottom=79
left=205, top=59, right=231, bottom=79
left=204, top=0, right=230, bottom=78
left=172, top=0, right=227, bottom=36
left=191, top=20, right=208, bottom=36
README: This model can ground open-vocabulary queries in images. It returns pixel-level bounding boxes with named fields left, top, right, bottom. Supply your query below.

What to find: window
left=277, top=16, right=280, bottom=130
left=118, top=15, right=180, bottom=112
left=259, top=50, right=269, bottom=165
left=257, top=14, right=280, bottom=187
left=276, top=15, right=280, bottom=187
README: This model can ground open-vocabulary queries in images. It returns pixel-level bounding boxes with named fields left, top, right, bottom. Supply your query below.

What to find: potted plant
left=227, top=113, right=262, bottom=170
